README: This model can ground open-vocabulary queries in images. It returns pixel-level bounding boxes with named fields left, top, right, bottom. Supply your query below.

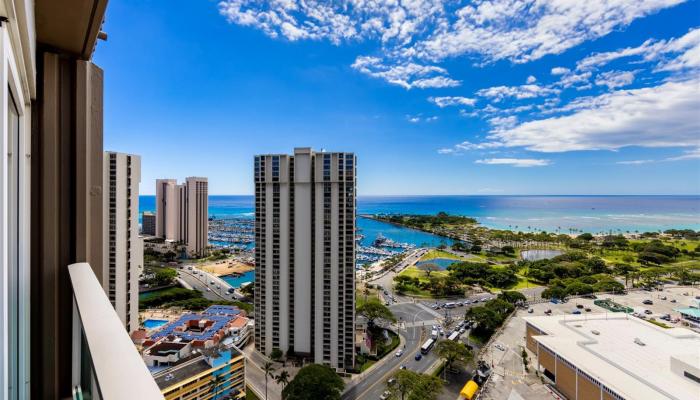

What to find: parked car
left=415, top=353, right=422, bottom=361
left=380, top=391, right=391, bottom=400
left=585, top=307, right=592, bottom=312
left=528, top=308, right=534, bottom=313
left=644, top=309, right=652, bottom=315
left=642, top=300, right=653, bottom=305
left=495, top=344, right=506, bottom=351
left=660, top=296, right=667, bottom=300
left=671, top=299, right=677, bottom=303
left=395, top=349, right=403, bottom=357
left=576, top=304, right=584, bottom=309
left=572, top=310, right=581, bottom=315
left=387, top=378, right=396, bottom=386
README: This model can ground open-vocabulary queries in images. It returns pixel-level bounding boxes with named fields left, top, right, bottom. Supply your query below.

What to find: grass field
left=420, top=249, right=466, bottom=262
left=139, top=286, right=181, bottom=301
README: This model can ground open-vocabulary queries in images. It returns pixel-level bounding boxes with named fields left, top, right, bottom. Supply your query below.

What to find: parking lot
left=478, top=285, right=700, bottom=400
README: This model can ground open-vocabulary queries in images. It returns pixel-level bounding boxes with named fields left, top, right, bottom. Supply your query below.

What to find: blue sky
left=96, top=0, right=700, bottom=195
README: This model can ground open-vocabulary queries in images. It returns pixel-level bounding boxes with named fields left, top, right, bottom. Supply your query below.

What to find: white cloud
left=526, top=75, right=537, bottom=84
left=555, top=71, right=592, bottom=89
left=666, top=147, right=700, bottom=161
left=218, top=0, right=688, bottom=87
left=485, top=78, right=700, bottom=152
left=351, top=56, right=460, bottom=89
left=551, top=67, right=570, bottom=75
left=429, top=96, right=477, bottom=107
left=437, top=140, right=504, bottom=154
left=616, top=159, right=655, bottom=165
left=475, top=158, right=551, bottom=167
left=476, top=84, right=560, bottom=102
left=594, top=70, right=637, bottom=89
left=407, top=114, right=438, bottom=123
left=577, top=27, right=700, bottom=72
left=488, top=116, right=518, bottom=130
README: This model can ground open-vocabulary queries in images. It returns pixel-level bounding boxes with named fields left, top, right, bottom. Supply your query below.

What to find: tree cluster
left=448, top=262, right=519, bottom=288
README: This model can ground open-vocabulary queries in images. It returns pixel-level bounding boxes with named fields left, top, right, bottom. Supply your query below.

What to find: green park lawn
left=419, top=249, right=466, bottom=262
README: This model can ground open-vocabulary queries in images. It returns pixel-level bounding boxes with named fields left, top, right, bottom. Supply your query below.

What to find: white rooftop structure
left=525, top=313, right=700, bottom=400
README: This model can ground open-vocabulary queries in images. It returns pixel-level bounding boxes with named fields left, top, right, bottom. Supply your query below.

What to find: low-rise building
left=143, top=211, right=157, bottom=236
left=152, top=345, right=245, bottom=400
left=143, top=305, right=250, bottom=350
left=525, top=313, right=700, bottom=400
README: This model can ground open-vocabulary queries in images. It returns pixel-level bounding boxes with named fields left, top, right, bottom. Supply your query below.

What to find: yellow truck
left=459, top=380, right=479, bottom=400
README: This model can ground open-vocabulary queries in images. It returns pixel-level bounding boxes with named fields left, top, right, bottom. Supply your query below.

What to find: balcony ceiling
left=35, top=0, right=108, bottom=60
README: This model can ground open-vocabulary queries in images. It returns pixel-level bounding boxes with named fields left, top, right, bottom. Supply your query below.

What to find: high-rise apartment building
left=254, top=147, right=356, bottom=371
left=142, top=211, right=156, bottom=236
left=103, top=152, right=143, bottom=333
left=156, top=178, right=179, bottom=240
left=155, top=177, right=209, bottom=256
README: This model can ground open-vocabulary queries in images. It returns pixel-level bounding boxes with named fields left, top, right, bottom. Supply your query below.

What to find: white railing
left=69, top=262, right=164, bottom=400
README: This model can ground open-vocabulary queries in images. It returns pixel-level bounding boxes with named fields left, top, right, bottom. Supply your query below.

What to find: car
left=459, top=328, right=466, bottom=334
left=380, top=391, right=391, bottom=400
left=527, top=307, right=534, bottom=313
left=227, top=288, right=235, bottom=294
left=644, top=309, right=652, bottom=315
left=395, top=349, right=403, bottom=357
left=431, top=304, right=438, bottom=309
left=585, top=307, right=592, bottom=312
left=572, top=310, right=581, bottom=315
left=387, top=378, right=396, bottom=386
left=385, top=301, right=390, bottom=306
left=188, top=266, right=193, bottom=270
left=400, top=365, right=407, bottom=370
left=671, top=299, right=677, bottom=303
left=576, top=304, right=584, bottom=309
left=660, top=314, right=671, bottom=321
left=495, top=344, right=506, bottom=351
left=415, top=353, right=422, bottom=361
left=544, top=309, right=552, bottom=315
left=660, top=296, right=667, bottom=300
left=642, top=300, right=653, bottom=305
left=206, top=288, right=211, bottom=292
left=391, top=296, right=396, bottom=302
left=210, top=281, right=215, bottom=285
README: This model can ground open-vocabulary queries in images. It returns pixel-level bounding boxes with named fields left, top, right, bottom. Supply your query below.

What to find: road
left=177, top=267, right=234, bottom=301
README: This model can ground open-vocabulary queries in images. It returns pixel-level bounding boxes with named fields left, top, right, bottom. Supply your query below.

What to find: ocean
left=140, top=195, right=700, bottom=235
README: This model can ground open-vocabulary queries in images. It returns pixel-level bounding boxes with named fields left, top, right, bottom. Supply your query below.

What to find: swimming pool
left=143, top=319, right=169, bottom=330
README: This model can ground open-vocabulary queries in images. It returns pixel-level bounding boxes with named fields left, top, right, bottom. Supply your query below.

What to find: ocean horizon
left=139, top=194, right=700, bottom=234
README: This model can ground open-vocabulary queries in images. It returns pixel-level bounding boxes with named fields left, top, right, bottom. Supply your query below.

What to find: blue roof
left=150, top=306, right=241, bottom=341
left=204, top=305, right=241, bottom=316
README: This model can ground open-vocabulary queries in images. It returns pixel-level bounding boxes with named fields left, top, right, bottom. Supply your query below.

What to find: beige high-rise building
left=156, top=178, right=179, bottom=240
left=103, top=152, right=143, bottom=333
left=254, top=148, right=356, bottom=371
left=155, top=177, right=209, bottom=256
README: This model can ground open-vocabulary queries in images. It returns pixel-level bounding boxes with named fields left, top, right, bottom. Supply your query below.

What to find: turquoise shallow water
left=221, top=271, right=255, bottom=288
left=139, top=195, right=700, bottom=237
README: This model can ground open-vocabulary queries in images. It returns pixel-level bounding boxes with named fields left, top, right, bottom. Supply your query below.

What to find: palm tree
left=263, top=361, right=276, bottom=400
left=275, top=370, right=290, bottom=389
left=209, top=374, right=224, bottom=400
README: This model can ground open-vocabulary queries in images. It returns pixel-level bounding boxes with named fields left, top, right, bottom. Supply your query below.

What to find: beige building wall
left=155, top=178, right=179, bottom=240
left=103, top=152, right=142, bottom=333
left=254, top=148, right=356, bottom=371
left=185, top=177, right=208, bottom=256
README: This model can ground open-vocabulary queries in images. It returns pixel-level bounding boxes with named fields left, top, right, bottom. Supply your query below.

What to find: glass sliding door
left=7, top=89, right=21, bottom=400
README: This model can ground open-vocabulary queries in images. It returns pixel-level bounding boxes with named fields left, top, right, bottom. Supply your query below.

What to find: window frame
left=0, top=22, right=31, bottom=400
